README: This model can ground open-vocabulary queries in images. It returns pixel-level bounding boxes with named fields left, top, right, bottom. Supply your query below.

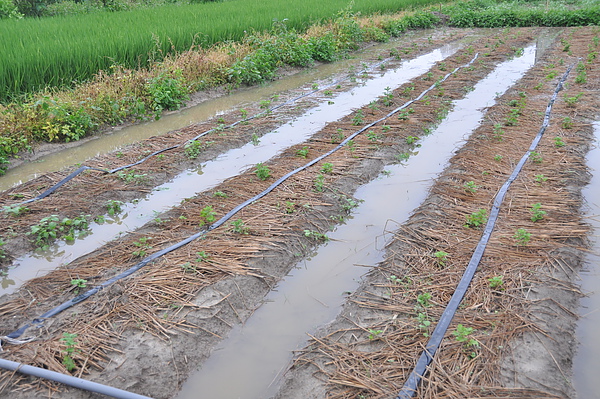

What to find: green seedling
left=564, top=93, right=582, bottom=107
left=132, top=237, right=152, bottom=257
left=395, top=152, right=411, bottom=163
left=70, top=278, right=87, bottom=294
left=366, top=131, right=381, bottom=142
left=530, top=151, right=543, bottom=163
left=534, top=174, right=548, bottom=184
left=340, top=195, right=361, bottom=212
left=405, top=136, right=419, bottom=145
left=453, top=324, right=480, bottom=358
left=320, top=163, right=333, bottom=174
left=417, top=312, right=432, bottom=337
left=331, top=128, right=345, bottom=143
left=304, top=229, right=329, bottom=241
left=554, top=137, right=565, bottom=147
left=465, top=209, right=488, bottom=229
left=488, top=275, right=504, bottom=290
left=352, top=110, right=364, bottom=126
left=199, top=205, right=217, bottom=226
left=213, top=191, right=227, bottom=198
left=493, top=124, right=504, bottom=141
left=230, top=219, right=249, bottom=235
left=513, top=228, right=531, bottom=246
left=259, top=99, right=271, bottom=109
left=434, top=251, right=448, bottom=266
left=494, top=154, right=503, bottom=162
left=195, top=251, right=210, bottom=262
left=255, top=163, right=271, bottom=181
left=463, top=181, right=478, bottom=194
left=251, top=133, right=260, bottom=146
left=239, top=108, right=248, bottom=119
left=324, top=90, right=333, bottom=96
left=117, top=170, right=148, bottom=184
left=60, top=332, right=79, bottom=372
left=284, top=201, right=296, bottom=214
left=106, top=200, right=124, bottom=216
left=368, top=329, right=383, bottom=340
left=314, top=174, right=325, bottom=192
left=181, top=262, right=196, bottom=273
left=381, top=125, right=391, bottom=133
left=296, top=146, right=309, bottom=158
left=417, top=292, right=432, bottom=308
left=530, top=203, right=546, bottom=222
left=382, top=87, right=394, bottom=106
left=28, top=215, right=60, bottom=250
left=3, top=205, right=29, bottom=217
left=562, top=117, right=573, bottom=129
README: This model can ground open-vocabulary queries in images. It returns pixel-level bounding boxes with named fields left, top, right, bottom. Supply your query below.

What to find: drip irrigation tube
left=10, top=48, right=403, bottom=208
left=0, top=358, right=153, bottom=399
left=5, top=53, right=479, bottom=341
left=396, top=62, right=575, bottom=399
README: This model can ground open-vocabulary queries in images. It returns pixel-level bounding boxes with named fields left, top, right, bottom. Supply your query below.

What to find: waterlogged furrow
left=175, top=45, right=537, bottom=399
left=1, top=45, right=461, bottom=295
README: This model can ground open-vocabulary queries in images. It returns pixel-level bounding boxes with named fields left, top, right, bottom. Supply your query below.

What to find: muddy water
left=1, top=44, right=462, bottom=295
left=573, top=122, right=600, bottom=399
left=175, top=46, right=537, bottom=399
left=0, top=32, right=444, bottom=192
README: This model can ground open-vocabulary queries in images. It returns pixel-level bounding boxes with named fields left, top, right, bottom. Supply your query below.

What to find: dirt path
left=0, top=26, right=598, bottom=399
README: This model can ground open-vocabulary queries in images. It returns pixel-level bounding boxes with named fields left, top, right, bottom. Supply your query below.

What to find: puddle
left=0, top=31, right=445, bottom=192
left=573, top=122, right=600, bottom=398
left=174, top=45, right=537, bottom=399
left=1, top=44, right=462, bottom=295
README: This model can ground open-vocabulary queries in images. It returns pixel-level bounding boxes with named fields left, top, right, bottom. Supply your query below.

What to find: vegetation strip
left=9, top=54, right=391, bottom=207
left=5, top=52, right=479, bottom=341
left=397, top=62, right=574, bottom=398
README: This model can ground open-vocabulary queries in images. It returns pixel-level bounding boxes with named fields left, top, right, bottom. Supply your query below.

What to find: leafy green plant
left=132, top=237, right=152, bottom=257
left=513, top=228, right=531, bottom=246
left=146, top=70, right=189, bottom=115
left=304, top=229, right=329, bottom=241
left=416, top=312, right=432, bottom=337
left=367, top=329, right=383, bottom=340
left=255, top=163, right=271, bottom=181
left=117, top=170, right=148, bottom=184
left=28, top=215, right=61, bottom=250
left=382, top=86, right=394, bottom=106
left=2, top=204, right=29, bottom=216
left=488, top=275, right=504, bottom=290
left=314, top=174, right=325, bottom=192
left=564, top=93, right=582, bottom=107
left=340, top=195, right=361, bottom=212
left=366, top=131, right=381, bottom=142
left=434, top=251, right=448, bottom=267
left=230, top=219, right=249, bottom=235
left=493, top=123, right=504, bottom=141
left=321, top=162, right=333, bottom=174
left=106, top=200, right=124, bottom=216
left=494, top=154, right=503, bottom=161
left=453, top=324, right=479, bottom=358
left=70, top=278, right=87, bottom=294
left=463, top=181, right=478, bottom=194
left=352, top=110, right=364, bottom=126
left=405, top=136, right=419, bottom=145
left=554, top=136, right=565, bottom=147
left=60, top=332, right=79, bottom=372
left=530, top=151, right=543, bottom=163
left=464, top=209, right=488, bottom=229
left=213, top=191, right=227, bottom=198
left=562, top=117, right=573, bottom=129
left=530, top=203, right=546, bottom=222
left=534, top=174, right=548, bottom=184
left=251, top=133, right=260, bottom=146
left=184, top=140, right=207, bottom=159
left=417, top=292, right=432, bottom=308
left=296, top=146, right=309, bottom=158
left=284, top=201, right=296, bottom=214
left=199, top=205, right=217, bottom=226
left=62, top=215, right=90, bottom=242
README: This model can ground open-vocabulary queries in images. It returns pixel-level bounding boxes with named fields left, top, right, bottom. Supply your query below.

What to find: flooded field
left=0, top=26, right=598, bottom=399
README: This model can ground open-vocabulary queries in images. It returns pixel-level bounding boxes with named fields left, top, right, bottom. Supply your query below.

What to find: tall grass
left=0, top=0, right=444, bottom=101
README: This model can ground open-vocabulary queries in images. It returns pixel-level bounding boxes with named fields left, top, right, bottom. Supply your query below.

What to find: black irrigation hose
left=9, top=48, right=402, bottom=208
left=5, top=52, right=479, bottom=341
left=0, top=358, right=153, bottom=399
left=396, top=63, right=575, bottom=399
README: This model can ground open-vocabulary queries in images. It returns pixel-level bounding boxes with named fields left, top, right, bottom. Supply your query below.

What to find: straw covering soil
left=0, top=26, right=598, bottom=399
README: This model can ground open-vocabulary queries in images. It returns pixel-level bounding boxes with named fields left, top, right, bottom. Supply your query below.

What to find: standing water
left=1, top=45, right=461, bottom=295
left=175, top=46, right=537, bottom=399
left=573, top=122, right=600, bottom=398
